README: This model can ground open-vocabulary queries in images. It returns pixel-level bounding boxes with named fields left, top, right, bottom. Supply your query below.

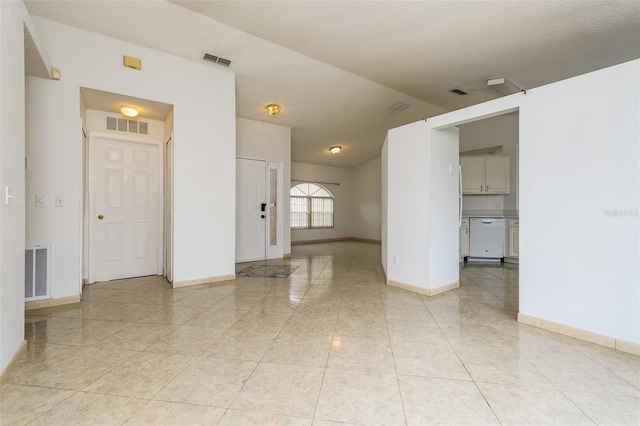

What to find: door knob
left=261, top=215, right=265, bottom=219
left=98, top=214, right=104, bottom=220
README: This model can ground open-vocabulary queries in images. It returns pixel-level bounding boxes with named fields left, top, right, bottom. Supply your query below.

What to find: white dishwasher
left=469, top=218, right=505, bottom=262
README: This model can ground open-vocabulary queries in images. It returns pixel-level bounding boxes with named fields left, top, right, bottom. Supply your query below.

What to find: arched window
left=290, top=183, right=334, bottom=229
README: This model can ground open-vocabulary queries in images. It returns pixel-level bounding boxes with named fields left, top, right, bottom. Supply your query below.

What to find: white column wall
left=519, top=60, right=639, bottom=343
left=236, top=117, right=291, bottom=256
left=384, top=59, right=639, bottom=344
left=26, top=17, right=236, bottom=294
left=0, top=0, right=28, bottom=373
left=385, top=121, right=430, bottom=288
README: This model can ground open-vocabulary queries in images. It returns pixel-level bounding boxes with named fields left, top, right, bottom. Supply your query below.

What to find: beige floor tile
left=154, top=357, right=257, bottom=407
left=123, top=400, right=226, bottom=425
left=205, top=329, right=279, bottom=361
left=82, top=352, right=195, bottom=398
left=231, top=363, right=324, bottom=418
left=521, top=349, right=640, bottom=397
left=454, top=344, right=554, bottom=388
left=398, top=375, right=500, bottom=425
left=218, top=409, right=312, bottom=426
left=138, top=305, right=208, bottom=325
left=478, top=382, right=596, bottom=425
left=0, top=384, right=74, bottom=425
left=392, top=341, right=472, bottom=381
left=28, top=391, right=146, bottom=425
left=24, top=316, right=83, bottom=343
left=45, top=319, right=128, bottom=347
left=315, top=368, right=405, bottom=425
left=327, top=336, right=395, bottom=373
left=144, top=325, right=226, bottom=356
left=185, top=308, right=248, bottom=329
left=263, top=341, right=331, bottom=368
left=563, top=390, right=640, bottom=426
left=9, top=346, right=137, bottom=391
left=94, top=322, right=177, bottom=351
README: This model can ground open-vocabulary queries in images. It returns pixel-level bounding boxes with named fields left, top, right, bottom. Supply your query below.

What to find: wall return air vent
left=202, top=52, right=232, bottom=68
left=106, top=116, right=148, bottom=135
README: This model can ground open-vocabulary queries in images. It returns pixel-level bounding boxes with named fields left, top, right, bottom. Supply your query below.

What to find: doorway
left=88, top=133, right=163, bottom=283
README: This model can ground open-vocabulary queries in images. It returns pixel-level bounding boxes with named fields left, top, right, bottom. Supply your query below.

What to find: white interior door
left=90, top=134, right=162, bottom=282
left=236, top=158, right=266, bottom=262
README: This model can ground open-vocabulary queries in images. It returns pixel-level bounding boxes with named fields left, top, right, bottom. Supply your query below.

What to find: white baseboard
left=517, top=313, right=640, bottom=356
left=0, top=340, right=27, bottom=384
left=25, top=295, right=81, bottom=310
left=172, top=274, right=236, bottom=288
left=387, top=279, right=460, bottom=297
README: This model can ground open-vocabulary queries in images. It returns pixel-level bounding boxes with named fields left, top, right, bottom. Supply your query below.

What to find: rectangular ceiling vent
left=202, top=52, right=232, bottom=68
left=390, top=102, right=411, bottom=111
left=106, top=116, right=148, bottom=135
left=450, top=88, right=468, bottom=95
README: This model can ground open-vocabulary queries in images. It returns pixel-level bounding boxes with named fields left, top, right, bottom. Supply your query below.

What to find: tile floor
left=1, top=241, right=639, bottom=425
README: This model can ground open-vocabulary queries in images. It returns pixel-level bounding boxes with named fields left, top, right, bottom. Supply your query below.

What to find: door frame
left=87, top=131, right=164, bottom=283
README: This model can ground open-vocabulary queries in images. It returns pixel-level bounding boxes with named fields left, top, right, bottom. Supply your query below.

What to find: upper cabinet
left=460, top=156, right=510, bottom=194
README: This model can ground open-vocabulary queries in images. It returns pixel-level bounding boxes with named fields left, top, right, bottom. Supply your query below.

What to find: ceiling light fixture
left=329, top=146, right=342, bottom=154
left=487, top=77, right=523, bottom=95
left=120, top=106, right=138, bottom=117
left=266, top=104, right=280, bottom=115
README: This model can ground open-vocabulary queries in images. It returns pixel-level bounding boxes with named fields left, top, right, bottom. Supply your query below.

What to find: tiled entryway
left=1, top=242, right=638, bottom=425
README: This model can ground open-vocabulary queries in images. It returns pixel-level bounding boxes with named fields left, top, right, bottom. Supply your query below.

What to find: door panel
left=92, top=134, right=161, bottom=282
left=236, top=158, right=266, bottom=262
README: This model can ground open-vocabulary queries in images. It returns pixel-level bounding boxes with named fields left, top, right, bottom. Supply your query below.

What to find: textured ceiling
left=25, top=0, right=640, bottom=168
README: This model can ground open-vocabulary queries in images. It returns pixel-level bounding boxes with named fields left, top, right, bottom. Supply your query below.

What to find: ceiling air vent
left=450, top=89, right=468, bottom=95
left=390, top=102, right=411, bottom=111
left=202, top=52, right=232, bottom=68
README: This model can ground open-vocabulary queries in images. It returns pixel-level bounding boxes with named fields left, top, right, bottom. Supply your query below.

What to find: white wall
left=291, top=162, right=352, bottom=242
left=459, top=113, right=519, bottom=211
left=384, top=59, right=639, bottom=344
left=519, top=60, right=639, bottom=344
left=352, top=156, right=382, bottom=241
left=236, top=117, right=291, bottom=256
left=0, top=0, right=29, bottom=374
left=384, top=121, right=431, bottom=288
left=26, top=17, right=236, bottom=297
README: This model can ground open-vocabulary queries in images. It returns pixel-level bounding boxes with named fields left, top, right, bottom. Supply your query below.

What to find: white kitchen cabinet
left=460, top=218, right=469, bottom=258
left=460, top=156, right=510, bottom=194
left=506, top=219, right=519, bottom=258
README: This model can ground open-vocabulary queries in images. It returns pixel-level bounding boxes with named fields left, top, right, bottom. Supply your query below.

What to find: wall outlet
left=392, top=255, right=399, bottom=265
left=495, top=202, right=503, bottom=209
left=35, top=195, right=47, bottom=208
left=55, top=196, right=64, bottom=207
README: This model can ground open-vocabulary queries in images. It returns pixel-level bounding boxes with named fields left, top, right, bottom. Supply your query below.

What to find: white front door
left=236, top=158, right=267, bottom=262
left=90, top=133, right=162, bottom=282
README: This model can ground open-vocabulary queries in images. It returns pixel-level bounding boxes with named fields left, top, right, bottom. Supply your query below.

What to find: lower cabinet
left=460, top=218, right=469, bottom=258
left=506, top=219, right=519, bottom=258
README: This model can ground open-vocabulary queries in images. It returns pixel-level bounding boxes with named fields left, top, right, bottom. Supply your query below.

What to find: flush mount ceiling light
left=390, top=101, right=411, bottom=111
left=487, top=77, right=523, bottom=95
left=329, top=146, right=342, bottom=154
left=266, top=104, right=280, bottom=115
left=120, top=106, right=138, bottom=117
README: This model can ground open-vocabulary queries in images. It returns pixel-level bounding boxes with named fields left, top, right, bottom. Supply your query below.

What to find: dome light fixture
left=329, top=146, right=342, bottom=154
left=120, top=106, right=138, bottom=118
left=266, top=104, right=280, bottom=115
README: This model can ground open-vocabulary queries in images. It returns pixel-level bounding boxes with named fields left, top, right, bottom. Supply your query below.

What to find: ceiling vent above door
left=202, top=52, right=232, bottom=68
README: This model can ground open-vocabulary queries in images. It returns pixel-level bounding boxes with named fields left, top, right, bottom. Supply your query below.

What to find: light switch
left=5, top=186, right=13, bottom=206
left=35, top=195, right=47, bottom=208
left=55, top=196, right=64, bottom=207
